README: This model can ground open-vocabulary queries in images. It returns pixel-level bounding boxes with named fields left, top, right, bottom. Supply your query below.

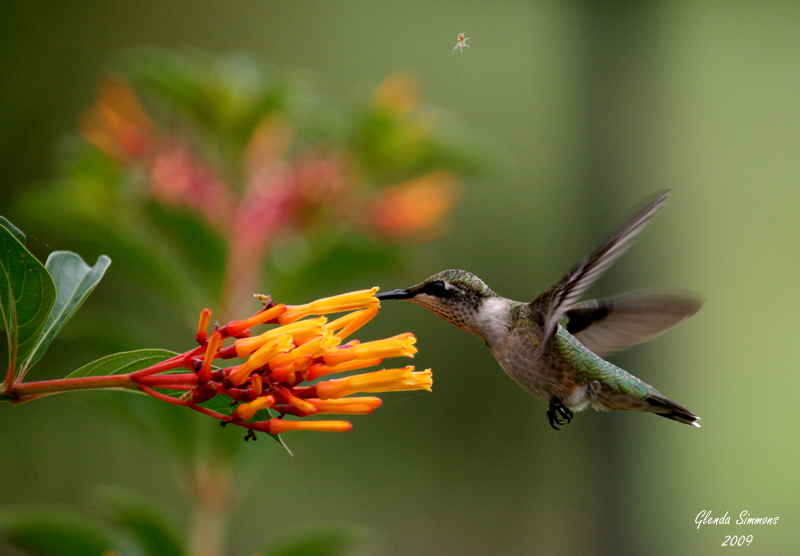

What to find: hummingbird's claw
left=547, top=398, right=573, bottom=430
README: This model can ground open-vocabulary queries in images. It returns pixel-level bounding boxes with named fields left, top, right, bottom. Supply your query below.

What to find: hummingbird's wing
left=535, top=190, right=672, bottom=358
left=563, top=289, right=704, bottom=358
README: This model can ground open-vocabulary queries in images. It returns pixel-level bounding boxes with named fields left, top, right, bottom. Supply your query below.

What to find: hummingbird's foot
left=547, top=398, right=574, bottom=430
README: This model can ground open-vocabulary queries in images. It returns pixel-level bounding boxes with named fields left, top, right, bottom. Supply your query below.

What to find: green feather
left=554, top=327, right=654, bottom=400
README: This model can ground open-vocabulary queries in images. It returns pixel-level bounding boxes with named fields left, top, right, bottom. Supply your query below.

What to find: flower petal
left=315, top=366, right=432, bottom=399
left=251, top=419, right=353, bottom=434
left=279, top=288, right=379, bottom=325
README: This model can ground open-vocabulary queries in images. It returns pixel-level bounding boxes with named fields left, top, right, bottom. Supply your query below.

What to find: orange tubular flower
left=305, top=358, right=384, bottom=381
left=308, top=397, right=383, bottom=414
left=279, top=288, right=379, bottom=325
left=314, top=367, right=433, bottom=399
left=324, top=307, right=379, bottom=339
left=196, top=308, right=211, bottom=344
left=234, top=317, right=327, bottom=358
left=229, top=335, right=293, bottom=386
left=198, top=331, right=222, bottom=383
left=275, top=386, right=317, bottom=414
left=225, top=303, right=287, bottom=337
left=235, top=394, right=276, bottom=421
left=176, top=287, right=433, bottom=437
left=252, top=419, right=353, bottom=434
left=268, top=331, right=340, bottom=370
left=250, top=374, right=264, bottom=396
left=269, top=355, right=314, bottom=384
left=322, top=333, right=417, bottom=366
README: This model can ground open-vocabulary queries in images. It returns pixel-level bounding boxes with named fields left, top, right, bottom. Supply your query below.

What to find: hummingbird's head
left=377, top=269, right=499, bottom=336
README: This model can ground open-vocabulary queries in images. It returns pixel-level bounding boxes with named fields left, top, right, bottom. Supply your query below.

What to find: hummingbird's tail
left=646, top=395, right=701, bottom=427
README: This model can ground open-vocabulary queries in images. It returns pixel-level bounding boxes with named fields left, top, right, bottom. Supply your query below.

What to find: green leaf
left=65, top=349, right=178, bottom=380
left=0, top=216, right=26, bottom=245
left=18, top=252, right=111, bottom=379
left=101, top=488, right=187, bottom=556
left=0, top=508, right=120, bottom=556
left=259, top=524, right=375, bottom=556
left=0, top=221, right=56, bottom=384
left=253, top=408, right=293, bottom=455
left=274, top=430, right=294, bottom=456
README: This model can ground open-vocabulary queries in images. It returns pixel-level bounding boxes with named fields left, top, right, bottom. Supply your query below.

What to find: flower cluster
left=74, top=60, right=464, bottom=319
left=133, top=288, right=431, bottom=437
left=82, top=74, right=460, bottom=240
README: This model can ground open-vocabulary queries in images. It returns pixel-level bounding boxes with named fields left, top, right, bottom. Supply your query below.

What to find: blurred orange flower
left=80, top=76, right=156, bottom=162
left=372, top=72, right=420, bottom=118
left=365, top=171, right=461, bottom=241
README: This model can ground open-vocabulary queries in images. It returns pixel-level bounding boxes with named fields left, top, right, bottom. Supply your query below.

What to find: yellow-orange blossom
left=192, top=288, right=432, bottom=434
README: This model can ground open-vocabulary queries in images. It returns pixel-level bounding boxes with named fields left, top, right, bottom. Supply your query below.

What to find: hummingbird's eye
left=424, top=280, right=453, bottom=297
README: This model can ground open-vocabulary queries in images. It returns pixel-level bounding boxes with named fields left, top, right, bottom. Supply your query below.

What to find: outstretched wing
left=535, top=190, right=672, bottom=358
left=564, top=289, right=704, bottom=358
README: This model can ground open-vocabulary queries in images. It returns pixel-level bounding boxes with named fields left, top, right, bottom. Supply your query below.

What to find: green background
left=1, top=1, right=798, bottom=554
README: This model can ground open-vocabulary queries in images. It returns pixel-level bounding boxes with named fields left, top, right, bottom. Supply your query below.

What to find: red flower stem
left=3, top=359, right=16, bottom=396
left=224, top=419, right=256, bottom=431
left=8, top=349, right=208, bottom=402
left=138, top=384, right=189, bottom=407
left=9, top=393, right=57, bottom=404
left=185, top=398, right=272, bottom=433
left=146, top=384, right=193, bottom=391
left=11, top=374, right=138, bottom=399
left=216, top=345, right=239, bottom=359
left=129, top=360, right=184, bottom=379
left=130, top=347, right=204, bottom=380
left=138, top=373, right=199, bottom=386
left=186, top=401, right=230, bottom=421
left=139, top=385, right=236, bottom=424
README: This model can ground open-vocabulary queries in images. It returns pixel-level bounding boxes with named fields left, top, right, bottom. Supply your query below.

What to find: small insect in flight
left=453, top=32, right=470, bottom=53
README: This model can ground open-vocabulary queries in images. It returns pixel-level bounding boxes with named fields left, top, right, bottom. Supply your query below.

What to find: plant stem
left=187, top=459, right=235, bottom=556
left=138, top=384, right=189, bottom=406
left=139, top=373, right=198, bottom=386
left=129, top=348, right=202, bottom=379
left=11, top=374, right=139, bottom=399
left=4, top=357, right=17, bottom=396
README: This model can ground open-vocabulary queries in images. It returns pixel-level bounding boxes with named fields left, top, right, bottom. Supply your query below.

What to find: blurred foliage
left=5, top=50, right=482, bottom=555
left=0, top=488, right=373, bottom=556
left=14, top=51, right=480, bottom=329
left=0, top=508, right=123, bottom=556
left=4, top=2, right=800, bottom=554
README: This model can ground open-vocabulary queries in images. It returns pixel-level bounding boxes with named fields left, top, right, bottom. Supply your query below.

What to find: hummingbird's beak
left=377, top=288, right=415, bottom=300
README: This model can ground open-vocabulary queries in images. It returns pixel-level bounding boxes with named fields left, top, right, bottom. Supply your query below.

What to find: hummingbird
left=377, top=191, right=703, bottom=429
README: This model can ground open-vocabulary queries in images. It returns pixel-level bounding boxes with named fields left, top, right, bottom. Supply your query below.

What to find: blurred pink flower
left=149, top=146, right=235, bottom=228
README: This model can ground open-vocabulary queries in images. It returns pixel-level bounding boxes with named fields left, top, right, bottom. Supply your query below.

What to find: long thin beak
left=377, top=288, right=415, bottom=300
